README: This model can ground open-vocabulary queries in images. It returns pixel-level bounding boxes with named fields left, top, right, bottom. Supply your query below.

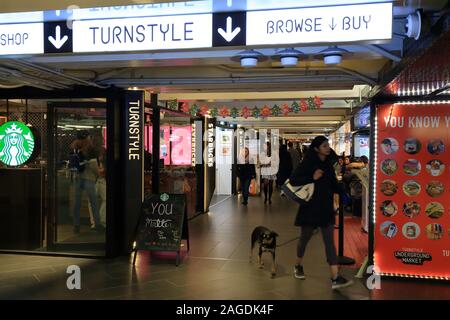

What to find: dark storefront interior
left=0, top=89, right=124, bottom=257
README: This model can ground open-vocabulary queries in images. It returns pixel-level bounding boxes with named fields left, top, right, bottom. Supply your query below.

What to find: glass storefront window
left=0, top=99, right=108, bottom=256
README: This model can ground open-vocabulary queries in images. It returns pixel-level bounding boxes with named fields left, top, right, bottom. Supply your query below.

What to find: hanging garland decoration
left=252, top=106, right=261, bottom=118
left=271, top=104, right=281, bottom=116
left=241, top=106, right=251, bottom=119
left=209, top=106, right=219, bottom=118
left=313, top=96, right=323, bottom=109
left=178, top=97, right=323, bottom=118
left=291, top=101, right=300, bottom=113
left=219, top=106, right=230, bottom=118
left=189, top=103, right=200, bottom=116
left=261, top=105, right=271, bottom=118
left=230, top=107, right=239, bottom=118
left=300, top=99, right=308, bottom=112
left=307, top=97, right=316, bottom=110
left=282, top=104, right=290, bottom=116
left=199, top=105, right=209, bottom=116
left=181, top=102, right=190, bottom=113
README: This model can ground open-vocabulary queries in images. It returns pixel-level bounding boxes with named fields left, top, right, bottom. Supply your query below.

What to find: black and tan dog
left=250, top=226, right=279, bottom=278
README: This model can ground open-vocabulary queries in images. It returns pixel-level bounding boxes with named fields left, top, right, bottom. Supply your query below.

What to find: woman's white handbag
left=281, top=179, right=315, bottom=204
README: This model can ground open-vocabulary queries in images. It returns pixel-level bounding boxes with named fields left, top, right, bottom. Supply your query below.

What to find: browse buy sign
left=246, top=3, right=392, bottom=45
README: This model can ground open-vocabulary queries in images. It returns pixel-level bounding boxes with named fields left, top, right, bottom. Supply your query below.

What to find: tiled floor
left=0, top=192, right=448, bottom=300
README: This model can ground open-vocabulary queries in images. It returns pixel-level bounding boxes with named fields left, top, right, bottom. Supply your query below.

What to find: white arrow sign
left=48, top=26, right=68, bottom=49
left=218, top=16, right=241, bottom=42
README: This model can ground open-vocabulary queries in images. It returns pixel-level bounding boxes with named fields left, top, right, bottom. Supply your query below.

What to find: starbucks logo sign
left=0, top=121, right=35, bottom=166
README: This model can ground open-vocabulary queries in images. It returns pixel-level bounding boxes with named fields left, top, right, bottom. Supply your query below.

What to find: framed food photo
left=374, top=103, right=450, bottom=280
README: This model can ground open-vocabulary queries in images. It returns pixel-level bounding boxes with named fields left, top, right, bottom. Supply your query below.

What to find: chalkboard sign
left=135, top=193, right=187, bottom=252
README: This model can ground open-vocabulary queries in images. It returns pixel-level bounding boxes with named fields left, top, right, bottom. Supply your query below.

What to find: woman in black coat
left=236, top=147, right=256, bottom=205
left=289, top=136, right=353, bottom=289
left=277, top=144, right=293, bottom=191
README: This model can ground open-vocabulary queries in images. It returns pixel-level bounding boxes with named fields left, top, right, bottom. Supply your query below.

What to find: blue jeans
left=73, top=177, right=100, bottom=227
left=241, top=178, right=251, bottom=203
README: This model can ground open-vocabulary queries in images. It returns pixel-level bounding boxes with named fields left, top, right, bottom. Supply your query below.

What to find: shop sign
left=246, top=2, right=392, bottom=46
left=191, top=122, right=196, bottom=166
left=207, top=122, right=215, bottom=168
left=0, top=121, right=35, bottom=166
left=0, top=23, right=43, bottom=55
left=0, top=2, right=392, bottom=56
left=128, top=100, right=141, bottom=161
left=73, top=14, right=212, bottom=53
left=375, top=103, right=450, bottom=279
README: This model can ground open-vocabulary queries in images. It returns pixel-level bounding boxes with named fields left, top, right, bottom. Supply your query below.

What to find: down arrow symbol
left=48, top=26, right=68, bottom=49
left=329, top=18, right=337, bottom=31
left=218, top=16, right=241, bottom=42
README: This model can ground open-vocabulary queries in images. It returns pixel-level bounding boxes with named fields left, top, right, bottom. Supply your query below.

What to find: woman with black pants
left=237, top=147, right=256, bottom=205
left=289, top=136, right=353, bottom=290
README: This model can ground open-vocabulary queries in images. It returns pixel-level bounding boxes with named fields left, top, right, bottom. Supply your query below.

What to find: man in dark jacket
left=289, top=136, right=353, bottom=290
left=237, top=147, right=256, bottom=205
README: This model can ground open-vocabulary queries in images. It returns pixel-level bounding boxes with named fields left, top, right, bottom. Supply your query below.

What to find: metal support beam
left=363, top=44, right=402, bottom=62
left=9, top=59, right=110, bottom=89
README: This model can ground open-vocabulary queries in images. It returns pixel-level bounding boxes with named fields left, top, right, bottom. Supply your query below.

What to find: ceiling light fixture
left=276, top=48, right=304, bottom=67
left=319, top=46, right=350, bottom=65
left=231, top=49, right=267, bottom=68
left=405, top=10, right=422, bottom=40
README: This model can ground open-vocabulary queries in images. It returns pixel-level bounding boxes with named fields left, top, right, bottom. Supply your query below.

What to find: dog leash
left=276, top=236, right=300, bottom=247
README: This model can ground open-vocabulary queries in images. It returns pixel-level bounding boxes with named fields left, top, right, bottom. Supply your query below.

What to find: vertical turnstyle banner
left=123, top=90, right=144, bottom=252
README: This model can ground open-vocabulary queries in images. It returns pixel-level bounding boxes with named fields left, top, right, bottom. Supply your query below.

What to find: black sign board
left=123, top=90, right=144, bottom=252
left=212, top=11, right=246, bottom=47
left=133, top=193, right=189, bottom=266
left=44, top=21, right=73, bottom=53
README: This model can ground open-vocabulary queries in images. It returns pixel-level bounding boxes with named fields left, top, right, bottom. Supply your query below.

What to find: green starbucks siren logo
left=0, top=121, right=35, bottom=166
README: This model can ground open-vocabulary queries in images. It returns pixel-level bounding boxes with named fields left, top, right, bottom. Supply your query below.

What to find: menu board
left=136, top=193, right=186, bottom=251
left=375, top=103, right=450, bottom=279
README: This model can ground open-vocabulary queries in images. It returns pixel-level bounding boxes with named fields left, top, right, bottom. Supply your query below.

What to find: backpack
left=68, top=149, right=87, bottom=173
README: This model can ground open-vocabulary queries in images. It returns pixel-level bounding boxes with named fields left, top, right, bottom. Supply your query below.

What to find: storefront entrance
left=0, top=88, right=135, bottom=258
left=47, top=102, right=108, bottom=255
left=215, top=127, right=233, bottom=195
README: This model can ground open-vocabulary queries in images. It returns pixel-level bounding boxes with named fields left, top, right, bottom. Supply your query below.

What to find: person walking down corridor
left=288, top=141, right=301, bottom=171
left=277, top=144, right=293, bottom=196
left=289, top=136, right=353, bottom=290
left=237, top=147, right=256, bottom=206
left=260, top=141, right=279, bottom=205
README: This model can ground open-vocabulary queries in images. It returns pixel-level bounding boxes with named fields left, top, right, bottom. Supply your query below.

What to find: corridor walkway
left=0, top=192, right=448, bottom=300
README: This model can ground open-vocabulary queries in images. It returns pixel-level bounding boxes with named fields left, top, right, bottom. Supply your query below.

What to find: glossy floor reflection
left=0, top=192, right=448, bottom=300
